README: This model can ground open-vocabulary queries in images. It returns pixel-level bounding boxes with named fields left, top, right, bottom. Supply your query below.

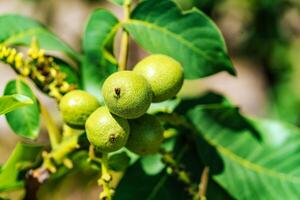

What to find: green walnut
left=85, top=106, right=130, bottom=152
left=126, top=114, right=164, bottom=155
left=134, top=54, right=184, bottom=102
left=59, top=90, right=100, bottom=129
left=102, top=71, right=152, bottom=119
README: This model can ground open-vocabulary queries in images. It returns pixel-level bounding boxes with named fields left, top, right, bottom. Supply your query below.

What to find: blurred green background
left=1, top=0, right=300, bottom=199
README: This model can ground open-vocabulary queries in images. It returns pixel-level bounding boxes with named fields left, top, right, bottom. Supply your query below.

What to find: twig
left=98, top=153, right=114, bottom=200
left=160, top=147, right=198, bottom=198
left=88, top=144, right=102, bottom=164
left=33, top=131, right=82, bottom=177
left=118, top=0, right=131, bottom=71
left=199, top=166, right=210, bottom=200
left=24, top=171, right=42, bottom=200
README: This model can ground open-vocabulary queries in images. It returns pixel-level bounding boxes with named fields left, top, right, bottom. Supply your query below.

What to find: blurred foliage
left=184, top=0, right=300, bottom=125
left=240, top=0, right=300, bottom=124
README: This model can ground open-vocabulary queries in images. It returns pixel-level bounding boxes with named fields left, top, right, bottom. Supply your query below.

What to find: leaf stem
left=118, top=0, right=131, bottom=71
left=40, top=103, right=61, bottom=148
left=160, top=147, right=198, bottom=198
left=98, top=153, right=114, bottom=200
left=89, top=144, right=102, bottom=164
left=199, top=166, right=210, bottom=200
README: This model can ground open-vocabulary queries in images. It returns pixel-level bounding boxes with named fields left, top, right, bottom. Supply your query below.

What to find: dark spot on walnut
left=114, top=88, right=121, bottom=99
left=109, top=134, right=116, bottom=143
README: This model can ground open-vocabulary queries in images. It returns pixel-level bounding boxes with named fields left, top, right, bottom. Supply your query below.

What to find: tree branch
left=40, top=102, right=61, bottom=148
left=98, top=153, right=114, bottom=200
left=199, top=166, right=210, bottom=200
left=118, top=0, right=131, bottom=71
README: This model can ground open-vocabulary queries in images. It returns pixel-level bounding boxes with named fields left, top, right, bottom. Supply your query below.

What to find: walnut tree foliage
left=0, top=0, right=300, bottom=199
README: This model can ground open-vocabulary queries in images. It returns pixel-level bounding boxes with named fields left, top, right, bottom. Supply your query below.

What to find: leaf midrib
left=146, top=175, right=168, bottom=200
left=0, top=27, right=44, bottom=45
left=124, top=19, right=219, bottom=63
left=205, top=134, right=300, bottom=183
left=0, top=95, right=31, bottom=115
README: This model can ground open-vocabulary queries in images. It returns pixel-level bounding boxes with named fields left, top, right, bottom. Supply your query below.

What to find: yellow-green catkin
left=0, top=41, right=76, bottom=100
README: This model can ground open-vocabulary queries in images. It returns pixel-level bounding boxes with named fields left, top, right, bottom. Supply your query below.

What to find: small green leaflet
left=4, top=79, right=40, bottom=139
left=0, top=143, right=43, bottom=192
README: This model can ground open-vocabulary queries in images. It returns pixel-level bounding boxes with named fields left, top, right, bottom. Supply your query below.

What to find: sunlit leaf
left=124, top=0, right=234, bottom=79
left=188, top=104, right=300, bottom=199
left=4, top=79, right=40, bottom=139
left=0, top=94, right=32, bottom=115
left=0, top=14, right=79, bottom=61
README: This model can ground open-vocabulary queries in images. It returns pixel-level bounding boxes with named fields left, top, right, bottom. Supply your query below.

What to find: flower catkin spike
left=0, top=39, right=77, bottom=101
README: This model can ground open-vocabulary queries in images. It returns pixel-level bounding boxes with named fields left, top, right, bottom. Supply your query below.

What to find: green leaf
left=115, top=163, right=188, bottom=200
left=82, top=9, right=119, bottom=102
left=108, top=152, right=130, bottom=171
left=148, top=98, right=180, bottom=114
left=175, top=92, right=228, bottom=114
left=0, top=14, right=79, bottom=61
left=188, top=104, right=300, bottom=199
left=124, top=0, right=234, bottom=78
left=4, top=79, right=40, bottom=139
left=139, top=153, right=165, bottom=175
left=55, top=59, right=80, bottom=86
left=115, top=141, right=191, bottom=199
left=0, top=94, right=32, bottom=115
left=0, top=142, right=43, bottom=192
left=148, top=92, right=228, bottom=115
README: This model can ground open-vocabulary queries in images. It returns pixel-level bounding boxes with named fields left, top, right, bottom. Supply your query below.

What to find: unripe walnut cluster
left=59, top=54, right=184, bottom=154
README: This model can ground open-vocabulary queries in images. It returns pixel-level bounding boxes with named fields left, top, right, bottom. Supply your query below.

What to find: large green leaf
left=175, top=92, right=228, bottom=115
left=0, top=142, right=43, bottom=192
left=0, top=14, right=79, bottom=61
left=188, top=104, right=300, bottom=199
left=82, top=9, right=119, bottom=102
left=124, top=0, right=234, bottom=78
left=0, top=94, right=32, bottom=115
left=115, top=162, right=190, bottom=200
left=4, top=79, right=40, bottom=139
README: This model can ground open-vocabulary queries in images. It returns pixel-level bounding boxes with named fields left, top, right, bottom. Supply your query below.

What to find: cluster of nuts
left=59, top=54, right=184, bottom=155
